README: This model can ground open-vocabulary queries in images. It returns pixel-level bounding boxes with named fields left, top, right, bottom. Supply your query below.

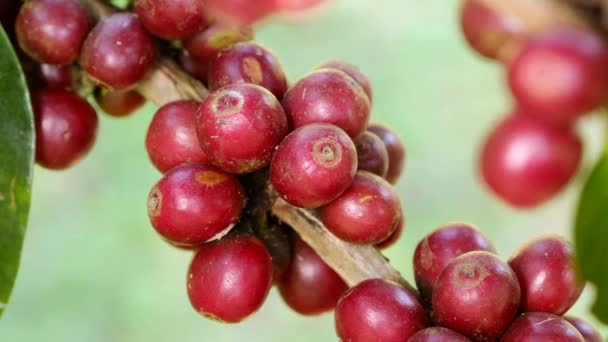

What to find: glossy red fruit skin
left=460, top=0, right=523, bottom=60
left=509, top=235, right=584, bottom=315
left=206, top=0, right=275, bottom=25
left=408, top=327, right=472, bottom=342
left=39, top=64, right=73, bottom=88
left=95, top=89, right=145, bottom=118
left=34, top=88, right=98, bottom=170
left=283, top=69, right=370, bottom=139
left=184, top=24, right=253, bottom=63
left=481, top=113, right=582, bottom=208
left=147, top=164, right=246, bottom=246
left=413, top=223, right=496, bottom=304
left=375, top=211, right=404, bottom=250
left=15, top=0, right=91, bottom=65
left=81, top=13, right=156, bottom=91
left=196, top=83, right=288, bottom=174
left=271, top=123, right=357, bottom=208
left=134, top=0, right=208, bottom=40
left=320, top=171, right=402, bottom=245
left=355, top=131, right=389, bottom=177
left=508, top=28, right=608, bottom=122
left=187, top=235, right=273, bottom=323
left=318, top=60, right=373, bottom=101
left=278, top=237, right=348, bottom=315
left=501, top=313, right=585, bottom=342
left=432, top=251, right=521, bottom=342
left=335, top=279, right=429, bottom=342
left=367, top=124, right=405, bottom=184
left=564, top=316, right=603, bottom=342
left=146, top=101, right=208, bottom=172
left=208, top=42, right=288, bottom=99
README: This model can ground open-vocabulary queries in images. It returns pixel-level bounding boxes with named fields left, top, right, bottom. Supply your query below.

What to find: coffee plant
left=0, top=0, right=606, bottom=340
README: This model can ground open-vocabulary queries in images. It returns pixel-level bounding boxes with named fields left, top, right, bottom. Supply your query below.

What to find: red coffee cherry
left=187, top=235, right=273, bottom=323
left=413, top=223, right=496, bottom=303
left=355, top=131, right=389, bottom=177
left=146, top=100, right=208, bottom=173
left=184, top=23, right=254, bottom=63
left=196, top=83, right=288, bottom=174
left=481, top=113, right=582, bottom=208
left=206, top=0, right=275, bottom=25
left=335, top=279, right=429, bottom=342
left=318, top=60, right=373, bottom=101
left=501, top=313, right=585, bottom=342
left=564, top=316, right=603, bottom=342
left=134, top=0, right=208, bottom=40
left=95, top=89, right=145, bottom=118
left=147, top=164, right=246, bottom=246
left=509, top=235, right=584, bottom=315
left=409, top=327, right=472, bottom=342
left=278, top=237, right=348, bottom=315
left=367, top=123, right=406, bottom=184
left=283, top=69, right=371, bottom=139
left=16, top=0, right=91, bottom=65
left=271, top=123, right=357, bottom=209
left=81, top=13, right=156, bottom=90
left=432, top=251, right=521, bottom=341
left=320, top=171, right=402, bottom=245
left=208, top=42, right=288, bottom=99
left=34, top=88, right=98, bottom=170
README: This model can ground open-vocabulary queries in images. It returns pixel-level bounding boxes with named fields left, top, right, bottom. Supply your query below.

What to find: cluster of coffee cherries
left=459, top=0, right=608, bottom=208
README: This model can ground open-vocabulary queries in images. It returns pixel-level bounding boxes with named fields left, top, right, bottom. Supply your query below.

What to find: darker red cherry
left=318, top=60, right=373, bottom=101
left=501, top=313, right=585, bottom=342
left=355, top=131, right=389, bottom=177
left=134, top=0, right=208, bottom=40
left=564, top=316, right=603, bottom=342
left=95, top=89, right=145, bottom=118
left=409, top=327, right=472, bottom=342
left=375, top=211, right=404, bottom=250
left=367, top=123, right=406, bottom=184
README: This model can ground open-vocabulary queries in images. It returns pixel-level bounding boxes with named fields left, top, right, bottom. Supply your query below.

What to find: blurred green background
left=2, top=0, right=607, bottom=340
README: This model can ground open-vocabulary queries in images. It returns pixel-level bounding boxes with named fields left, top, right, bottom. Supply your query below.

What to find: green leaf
left=575, top=145, right=608, bottom=324
left=0, top=26, right=34, bottom=317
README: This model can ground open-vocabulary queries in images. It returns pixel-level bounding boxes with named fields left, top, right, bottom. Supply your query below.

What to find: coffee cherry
left=81, top=13, right=156, bottom=90
left=355, top=131, right=389, bottom=177
left=187, top=235, right=273, bottom=323
left=147, top=164, right=246, bottom=246
left=501, top=313, right=585, bottom=342
left=564, top=316, right=603, bottom=342
left=146, top=101, right=208, bottom=172
left=413, top=223, right=495, bottom=304
left=318, top=60, right=373, bottom=101
left=481, top=113, right=582, bottom=208
left=409, top=327, right=472, bottom=342
left=206, top=0, right=275, bottom=25
left=367, top=123, right=405, bottom=184
left=509, top=235, right=584, bottom=315
left=196, top=83, right=288, bottom=174
left=278, top=237, right=348, bottom=315
left=432, top=251, right=521, bottom=341
left=508, top=28, right=608, bottom=122
left=16, top=0, right=91, bottom=65
left=39, top=64, right=73, bottom=88
left=459, top=0, right=523, bottom=60
left=94, top=89, right=145, bottom=118
left=208, top=42, right=288, bottom=99
left=375, top=212, right=404, bottom=250
left=134, top=0, right=208, bottom=40
left=271, top=123, right=357, bottom=208
left=335, top=279, right=428, bottom=342
left=34, top=88, right=98, bottom=170
left=320, top=171, right=402, bottom=245
left=283, top=69, right=371, bottom=139
left=184, top=23, right=253, bottom=63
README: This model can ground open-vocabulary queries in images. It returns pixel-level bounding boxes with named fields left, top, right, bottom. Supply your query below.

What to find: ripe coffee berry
left=375, top=211, right=404, bottom=250
left=146, top=100, right=208, bottom=173
left=206, top=0, right=274, bottom=25
left=134, top=0, right=208, bottom=40
left=34, top=88, right=98, bottom=170
left=320, top=171, right=402, bottom=245
left=354, top=131, right=389, bottom=177
left=271, top=123, right=357, bottom=208
left=184, top=24, right=254, bottom=63
left=278, top=237, right=348, bottom=315
left=283, top=69, right=371, bottom=139
left=408, top=327, right=472, bottom=342
left=147, top=164, right=246, bottom=246
left=367, top=123, right=406, bottom=184
left=208, top=42, right=288, bottom=99
left=335, top=279, right=428, bottom=342
left=94, top=89, right=145, bottom=118
left=413, top=223, right=495, bottom=303
left=481, top=113, right=582, bottom=208
left=500, top=313, right=585, bottom=342
left=564, top=316, right=603, bottom=342
left=197, top=83, right=288, bottom=174
left=432, top=251, right=521, bottom=341
left=318, top=60, right=373, bottom=101
left=509, top=235, right=584, bottom=315
left=16, top=0, right=91, bottom=65
left=81, top=13, right=156, bottom=90
left=187, top=235, right=273, bottom=323
left=508, top=28, right=608, bottom=122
